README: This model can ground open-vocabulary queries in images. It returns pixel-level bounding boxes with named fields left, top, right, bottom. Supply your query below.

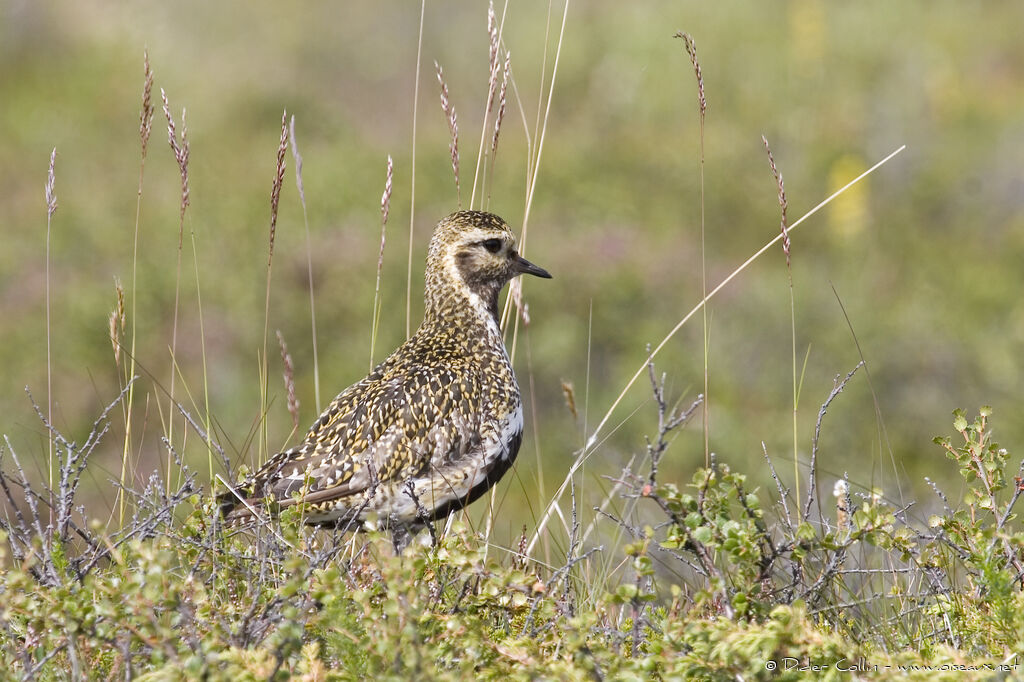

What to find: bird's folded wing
left=232, top=364, right=481, bottom=511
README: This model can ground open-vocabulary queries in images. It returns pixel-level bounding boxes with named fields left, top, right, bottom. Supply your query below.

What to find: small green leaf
left=692, top=526, right=713, bottom=544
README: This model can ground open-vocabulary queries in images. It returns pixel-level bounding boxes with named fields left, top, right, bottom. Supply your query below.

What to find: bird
left=218, top=210, right=551, bottom=550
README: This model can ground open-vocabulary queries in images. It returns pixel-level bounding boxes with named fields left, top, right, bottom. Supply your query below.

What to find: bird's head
left=426, top=211, right=551, bottom=318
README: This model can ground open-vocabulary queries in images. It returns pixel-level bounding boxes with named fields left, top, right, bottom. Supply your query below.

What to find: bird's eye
left=481, top=238, right=502, bottom=254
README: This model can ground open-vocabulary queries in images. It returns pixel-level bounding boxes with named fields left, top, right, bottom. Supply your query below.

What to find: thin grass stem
left=160, top=90, right=190, bottom=492
left=585, top=145, right=905, bottom=452
left=528, top=145, right=906, bottom=554
left=119, top=49, right=154, bottom=526
left=289, top=116, right=321, bottom=412
left=406, top=0, right=426, bottom=339
left=499, top=0, right=569, bottom=335
left=470, top=0, right=508, bottom=210
left=261, top=111, right=289, bottom=464
left=370, top=156, right=394, bottom=369
left=675, top=31, right=709, bottom=467
left=762, top=134, right=798, bottom=518
left=189, top=218, right=212, bottom=482
left=44, top=147, right=58, bottom=512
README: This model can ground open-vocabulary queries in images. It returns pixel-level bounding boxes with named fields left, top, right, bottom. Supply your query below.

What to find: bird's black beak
left=511, top=252, right=552, bottom=279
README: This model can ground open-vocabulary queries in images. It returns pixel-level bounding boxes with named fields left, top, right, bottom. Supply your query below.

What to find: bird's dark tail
left=215, top=476, right=259, bottom=526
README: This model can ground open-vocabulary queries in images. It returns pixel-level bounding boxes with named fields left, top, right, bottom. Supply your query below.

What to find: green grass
left=2, top=398, right=1022, bottom=679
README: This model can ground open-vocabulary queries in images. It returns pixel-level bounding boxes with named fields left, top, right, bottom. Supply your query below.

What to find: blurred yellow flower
left=788, top=0, right=825, bottom=67
left=828, top=154, right=869, bottom=240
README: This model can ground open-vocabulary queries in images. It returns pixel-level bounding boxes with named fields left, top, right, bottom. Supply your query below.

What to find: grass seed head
left=45, top=147, right=57, bottom=218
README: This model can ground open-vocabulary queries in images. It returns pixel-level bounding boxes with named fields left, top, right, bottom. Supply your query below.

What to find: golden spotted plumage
left=218, top=211, right=551, bottom=549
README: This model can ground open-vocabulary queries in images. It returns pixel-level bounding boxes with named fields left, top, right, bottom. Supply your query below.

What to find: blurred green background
left=2, top=1, right=1022, bottom=544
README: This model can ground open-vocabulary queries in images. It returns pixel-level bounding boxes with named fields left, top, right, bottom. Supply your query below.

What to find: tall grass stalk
left=276, top=329, right=300, bottom=439
left=370, top=156, right=394, bottom=369
left=486, top=50, right=511, bottom=209
left=406, top=0, right=426, bottom=339
left=117, top=50, right=154, bottom=526
left=189, top=202, right=213, bottom=481
left=763, top=135, right=802, bottom=519
left=498, top=0, right=569, bottom=336
left=288, top=116, right=321, bottom=412
left=676, top=32, right=710, bottom=467
left=43, top=147, right=57, bottom=508
left=260, top=112, right=289, bottom=464
left=527, top=143, right=906, bottom=556
left=435, top=62, right=460, bottom=207
left=160, top=89, right=190, bottom=491
left=469, top=0, right=507, bottom=210
left=515, top=0, right=568, bottom=260
left=487, top=0, right=569, bottom=558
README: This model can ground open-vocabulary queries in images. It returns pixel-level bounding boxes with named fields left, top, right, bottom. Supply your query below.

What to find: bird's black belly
left=425, top=431, right=522, bottom=522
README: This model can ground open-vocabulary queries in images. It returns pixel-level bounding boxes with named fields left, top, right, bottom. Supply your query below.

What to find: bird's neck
left=425, top=254, right=505, bottom=317
left=422, top=269, right=505, bottom=345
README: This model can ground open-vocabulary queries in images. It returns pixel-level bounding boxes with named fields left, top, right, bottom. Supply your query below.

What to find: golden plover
left=219, top=210, right=551, bottom=549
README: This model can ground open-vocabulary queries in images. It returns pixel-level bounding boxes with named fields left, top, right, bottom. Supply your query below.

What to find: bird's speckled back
left=219, top=210, right=550, bottom=550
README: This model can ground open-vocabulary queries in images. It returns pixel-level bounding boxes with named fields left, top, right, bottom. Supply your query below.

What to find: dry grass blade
left=561, top=381, right=578, bottom=420
left=122, top=49, right=154, bottom=525
left=381, top=154, right=394, bottom=227
left=268, top=110, right=289, bottom=263
left=139, top=50, right=154, bottom=158
left=159, top=87, right=193, bottom=487
left=288, top=115, right=321, bottom=411
left=370, top=155, right=393, bottom=368
left=109, top=277, right=126, bottom=368
left=487, top=1, right=500, bottom=110
left=107, top=311, right=119, bottom=368
left=675, top=29, right=710, bottom=465
left=406, top=0, right=426, bottom=339
left=499, top=0, right=569, bottom=341
left=674, top=32, right=706, bottom=118
left=276, top=330, right=300, bottom=432
left=45, top=147, right=57, bottom=218
left=487, top=49, right=511, bottom=211
left=508, top=278, right=530, bottom=326
left=44, top=146, right=57, bottom=494
left=762, top=135, right=790, bottom=265
left=762, top=134, right=798, bottom=515
left=288, top=115, right=306, bottom=208
left=435, top=61, right=460, bottom=206
left=474, top=1, right=510, bottom=210
left=161, top=89, right=190, bottom=223
left=260, top=111, right=289, bottom=463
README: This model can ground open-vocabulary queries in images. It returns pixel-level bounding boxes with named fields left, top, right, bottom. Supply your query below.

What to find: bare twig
left=804, top=362, right=863, bottom=520
left=763, top=442, right=794, bottom=530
